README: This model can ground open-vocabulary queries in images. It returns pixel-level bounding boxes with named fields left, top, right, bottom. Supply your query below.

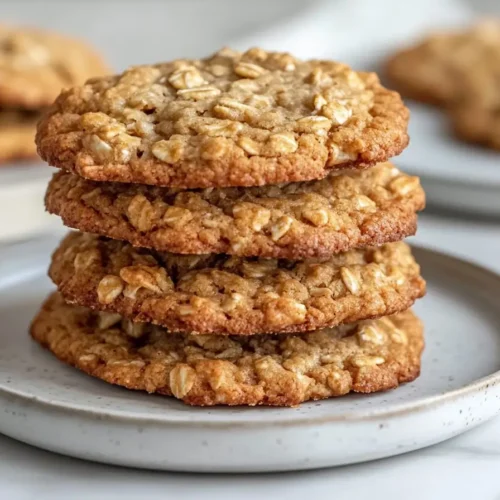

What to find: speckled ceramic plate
left=0, top=237, right=500, bottom=473
left=396, top=104, right=500, bottom=216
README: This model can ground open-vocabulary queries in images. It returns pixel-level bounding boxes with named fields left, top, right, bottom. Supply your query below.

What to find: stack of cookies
left=0, top=26, right=108, bottom=163
left=31, top=48, right=426, bottom=406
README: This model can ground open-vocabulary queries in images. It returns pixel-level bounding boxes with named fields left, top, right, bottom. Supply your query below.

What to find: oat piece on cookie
left=31, top=292, right=424, bottom=406
left=49, top=232, right=425, bottom=336
left=37, top=47, right=409, bottom=188
left=45, top=162, right=425, bottom=259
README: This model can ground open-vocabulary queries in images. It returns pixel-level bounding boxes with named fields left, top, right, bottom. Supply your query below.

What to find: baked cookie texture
left=31, top=46, right=425, bottom=406
left=31, top=292, right=424, bottom=406
left=45, top=162, right=425, bottom=259
left=385, top=22, right=500, bottom=149
left=0, top=26, right=109, bottom=109
left=49, top=232, right=425, bottom=336
left=36, top=47, right=409, bottom=188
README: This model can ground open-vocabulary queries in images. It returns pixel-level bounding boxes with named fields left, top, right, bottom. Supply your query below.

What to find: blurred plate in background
left=0, top=163, right=61, bottom=243
left=397, top=104, right=500, bottom=216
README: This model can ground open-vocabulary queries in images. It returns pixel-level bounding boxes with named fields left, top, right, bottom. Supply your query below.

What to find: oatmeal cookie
left=447, top=51, right=500, bottom=150
left=31, top=292, right=424, bottom=406
left=45, top=162, right=424, bottom=259
left=37, top=47, right=409, bottom=189
left=0, top=25, right=109, bottom=109
left=0, top=110, right=39, bottom=161
left=386, top=22, right=500, bottom=149
left=450, top=104, right=500, bottom=149
left=385, top=21, right=500, bottom=106
left=49, top=232, right=426, bottom=336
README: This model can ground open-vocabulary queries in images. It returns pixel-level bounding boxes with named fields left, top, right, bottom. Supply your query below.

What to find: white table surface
left=2, top=212, right=500, bottom=500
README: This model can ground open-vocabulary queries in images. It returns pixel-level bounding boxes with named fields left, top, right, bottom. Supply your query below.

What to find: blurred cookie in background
left=450, top=101, right=500, bottom=150
left=0, top=109, right=39, bottom=161
left=385, top=21, right=500, bottom=150
left=0, top=25, right=109, bottom=163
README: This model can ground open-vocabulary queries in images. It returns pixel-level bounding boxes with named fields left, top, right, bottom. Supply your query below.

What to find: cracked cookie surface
left=49, top=232, right=426, bottom=336
left=31, top=292, right=424, bottom=406
left=37, top=47, right=409, bottom=189
left=45, top=162, right=424, bottom=259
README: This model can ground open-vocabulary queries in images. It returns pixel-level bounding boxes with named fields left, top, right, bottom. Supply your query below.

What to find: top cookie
left=36, top=47, right=409, bottom=189
left=385, top=22, right=500, bottom=106
left=0, top=26, right=109, bottom=109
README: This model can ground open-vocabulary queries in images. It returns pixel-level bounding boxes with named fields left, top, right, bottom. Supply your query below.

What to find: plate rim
left=401, top=166, right=500, bottom=189
left=1, top=243, right=500, bottom=429
left=1, top=362, right=499, bottom=429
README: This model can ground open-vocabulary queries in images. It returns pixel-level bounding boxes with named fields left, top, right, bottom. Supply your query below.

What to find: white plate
left=1, top=237, right=500, bottom=472
left=397, top=104, right=500, bottom=216
left=0, top=162, right=61, bottom=242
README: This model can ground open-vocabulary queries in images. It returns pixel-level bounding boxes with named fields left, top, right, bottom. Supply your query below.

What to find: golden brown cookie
left=45, top=162, right=425, bottom=259
left=385, top=22, right=500, bottom=106
left=0, top=26, right=109, bottom=109
left=450, top=103, right=500, bottom=150
left=386, top=22, right=500, bottom=149
left=0, top=110, right=39, bottom=162
left=386, top=35, right=463, bottom=105
left=31, top=292, right=424, bottom=406
left=49, top=232, right=426, bottom=336
left=36, top=47, right=409, bottom=189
